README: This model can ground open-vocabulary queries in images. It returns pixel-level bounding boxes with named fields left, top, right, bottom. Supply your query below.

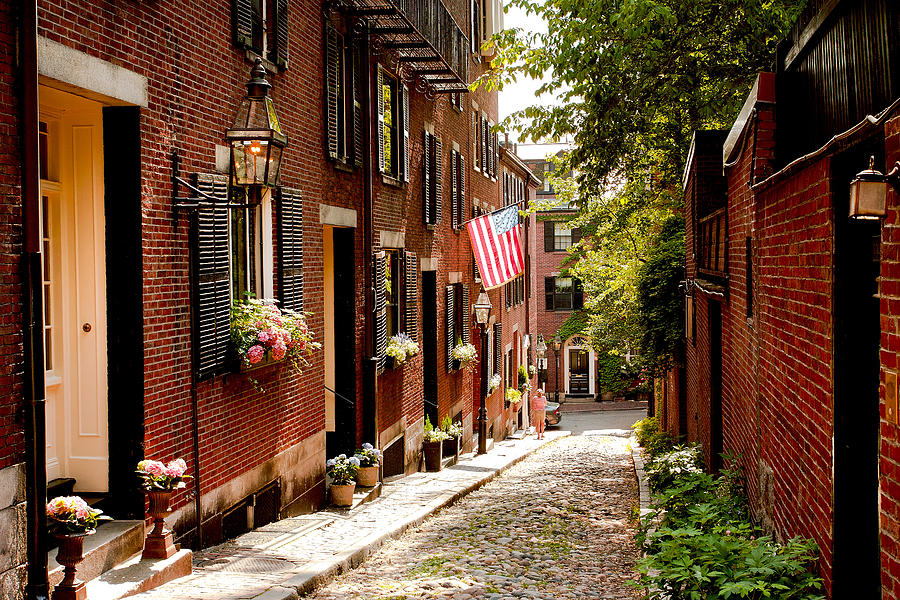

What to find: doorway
left=422, top=271, right=438, bottom=427
left=568, top=349, right=589, bottom=394
left=325, top=226, right=356, bottom=457
left=40, top=86, right=109, bottom=493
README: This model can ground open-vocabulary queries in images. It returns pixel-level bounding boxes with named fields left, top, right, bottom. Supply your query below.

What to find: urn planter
left=423, top=440, right=443, bottom=472
left=143, top=490, right=177, bottom=559
left=356, top=466, right=379, bottom=487
left=442, top=435, right=460, bottom=460
left=331, top=482, right=356, bottom=507
left=53, top=532, right=92, bottom=600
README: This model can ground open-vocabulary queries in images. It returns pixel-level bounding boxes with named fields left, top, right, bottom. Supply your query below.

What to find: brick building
left=670, top=0, right=899, bottom=597
left=0, top=1, right=537, bottom=597
left=519, top=144, right=595, bottom=403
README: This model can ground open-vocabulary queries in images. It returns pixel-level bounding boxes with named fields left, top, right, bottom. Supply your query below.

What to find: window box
left=231, top=299, right=319, bottom=375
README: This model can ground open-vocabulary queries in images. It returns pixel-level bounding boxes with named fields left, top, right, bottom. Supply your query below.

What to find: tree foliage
left=478, top=0, right=803, bottom=369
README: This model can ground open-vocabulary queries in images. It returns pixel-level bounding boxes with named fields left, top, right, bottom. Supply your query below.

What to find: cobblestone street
left=308, top=418, right=641, bottom=600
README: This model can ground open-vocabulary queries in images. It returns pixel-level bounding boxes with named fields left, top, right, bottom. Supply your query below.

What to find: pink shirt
left=532, top=394, right=547, bottom=412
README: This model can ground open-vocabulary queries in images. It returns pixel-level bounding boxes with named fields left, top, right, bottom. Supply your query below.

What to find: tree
left=478, top=0, right=802, bottom=368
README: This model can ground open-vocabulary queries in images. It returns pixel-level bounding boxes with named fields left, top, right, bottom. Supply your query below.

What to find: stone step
left=84, top=549, right=192, bottom=600
left=49, top=520, right=144, bottom=587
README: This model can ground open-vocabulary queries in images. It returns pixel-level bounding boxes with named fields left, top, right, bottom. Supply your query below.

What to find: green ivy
left=555, top=310, right=589, bottom=342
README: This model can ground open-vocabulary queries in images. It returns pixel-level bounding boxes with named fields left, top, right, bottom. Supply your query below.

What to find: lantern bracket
left=171, top=150, right=253, bottom=226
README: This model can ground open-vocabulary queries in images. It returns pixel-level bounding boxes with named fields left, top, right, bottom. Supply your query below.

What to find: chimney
left=505, top=133, right=509, bottom=147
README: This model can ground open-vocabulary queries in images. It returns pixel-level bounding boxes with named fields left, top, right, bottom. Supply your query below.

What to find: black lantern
left=849, top=156, right=900, bottom=220
left=227, top=58, right=287, bottom=189
left=473, top=290, right=492, bottom=325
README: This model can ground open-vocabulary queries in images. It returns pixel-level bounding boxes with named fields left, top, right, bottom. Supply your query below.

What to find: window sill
left=381, top=174, right=404, bottom=188
left=244, top=49, right=280, bottom=73
left=332, top=160, right=355, bottom=174
left=426, top=224, right=437, bottom=232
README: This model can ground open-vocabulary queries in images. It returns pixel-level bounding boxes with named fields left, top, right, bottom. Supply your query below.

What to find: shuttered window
left=545, top=276, right=583, bottom=312
left=493, top=322, right=502, bottom=377
left=544, top=221, right=581, bottom=251
left=374, top=251, right=387, bottom=370
left=192, top=174, right=231, bottom=379
left=278, top=187, right=303, bottom=312
left=325, top=25, right=345, bottom=162
left=405, top=251, right=418, bottom=341
left=460, top=286, right=470, bottom=345
left=423, top=132, right=443, bottom=226
left=446, top=285, right=456, bottom=372
left=450, top=149, right=465, bottom=230
left=377, top=66, right=409, bottom=180
left=233, top=0, right=288, bottom=68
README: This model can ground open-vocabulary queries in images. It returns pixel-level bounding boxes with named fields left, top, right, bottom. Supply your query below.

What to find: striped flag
left=466, top=204, right=524, bottom=289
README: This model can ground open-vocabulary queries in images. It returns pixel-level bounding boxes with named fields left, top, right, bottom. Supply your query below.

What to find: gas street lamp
left=551, top=333, right=562, bottom=404
left=473, top=290, right=492, bottom=454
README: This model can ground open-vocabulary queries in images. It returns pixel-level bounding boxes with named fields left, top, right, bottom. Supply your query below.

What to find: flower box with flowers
left=451, top=342, right=478, bottom=372
left=385, top=333, right=420, bottom=369
left=231, top=299, right=320, bottom=377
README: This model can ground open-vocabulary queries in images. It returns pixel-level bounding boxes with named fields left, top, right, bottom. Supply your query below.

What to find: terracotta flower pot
left=143, top=489, right=177, bottom=559
left=356, top=465, right=379, bottom=487
left=53, top=532, right=92, bottom=600
left=423, top=440, right=443, bottom=472
left=331, top=482, right=356, bottom=507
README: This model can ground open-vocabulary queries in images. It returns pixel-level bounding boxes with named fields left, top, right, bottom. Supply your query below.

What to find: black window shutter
left=377, top=67, right=385, bottom=173
left=402, top=84, right=410, bottom=182
left=423, top=130, right=432, bottom=224
left=325, top=26, right=340, bottom=160
left=446, top=285, right=455, bottom=372
left=545, top=276, right=555, bottom=311
left=451, top=149, right=459, bottom=229
left=460, top=285, right=470, bottom=345
left=544, top=221, right=554, bottom=252
left=572, top=227, right=582, bottom=245
left=493, top=322, right=502, bottom=375
left=458, top=154, right=466, bottom=228
left=505, top=281, right=511, bottom=308
left=274, top=0, right=289, bottom=68
left=405, top=250, right=418, bottom=341
left=493, top=131, right=499, bottom=178
left=352, top=45, right=363, bottom=168
left=573, top=278, right=584, bottom=310
left=434, top=136, right=443, bottom=224
left=480, top=117, right=487, bottom=173
left=374, top=252, right=387, bottom=369
left=192, top=174, right=231, bottom=379
left=278, top=187, right=304, bottom=312
left=233, top=0, right=254, bottom=49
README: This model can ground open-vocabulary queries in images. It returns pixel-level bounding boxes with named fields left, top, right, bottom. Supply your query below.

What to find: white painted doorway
left=563, top=336, right=595, bottom=396
left=41, top=86, right=109, bottom=492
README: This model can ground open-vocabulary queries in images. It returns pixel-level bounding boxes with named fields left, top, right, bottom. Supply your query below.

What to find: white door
left=41, top=86, right=109, bottom=492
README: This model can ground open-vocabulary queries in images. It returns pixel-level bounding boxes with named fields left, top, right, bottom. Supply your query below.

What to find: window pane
left=554, top=223, right=572, bottom=250
left=231, top=208, right=249, bottom=301
left=382, top=79, right=394, bottom=174
left=385, top=251, right=399, bottom=336
left=39, top=121, right=49, bottom=181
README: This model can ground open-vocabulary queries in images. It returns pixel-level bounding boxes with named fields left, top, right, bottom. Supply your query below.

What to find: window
left=544, top=276, right=583, bottom=312
left=385, top=250, right=400, bottom=337
left=471, top=0, right=483, bottom=55
left=229, top=187, right=275, bottom=303
left=543, top=221, right=581, bottom=252
left=423, top=131, right=443, bottom=225
left=446, top=283, right=470, bottom=372
left=505, top=275, right=525, bottom=309
left=378, top=67, right=410, bottom=180
left=698, top=208, right=727, bottom=276
left=325, top=26, right=361, bottom=166
left=233, top=0, right=289, bottom=68
left=450, top=92, right=463, bottom=112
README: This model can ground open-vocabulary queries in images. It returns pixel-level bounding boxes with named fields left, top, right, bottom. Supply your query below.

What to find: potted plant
left=506, top=387, right=522, bottom=409
left=136, top=458, right=192, bottom=559
left=385, top=333, right=420, bottom=369
left=354, top=443, right=382, bottom=487
left=423, top=416, right=450, bottom=472
left=326, top=454, right=359, bottom=507
left=231, top=299, right=320, bottom=382
left=488, top=373, right=502, bottom=394
left=440, top=416, right=463, bottom=458
left=518, top=365, right=530, bottom=392
left=451, top=342, right=478, bottom=372
left=46, top=495, right=111, bottom=600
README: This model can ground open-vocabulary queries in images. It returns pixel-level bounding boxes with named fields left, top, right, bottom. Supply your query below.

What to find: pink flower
left=257, top=331, right=271, bottom=344
left=248, top=345, right=265, bottom=364
left=143, top=461, right=166, bottom=476
left=272, top=340, right=287, bottom=361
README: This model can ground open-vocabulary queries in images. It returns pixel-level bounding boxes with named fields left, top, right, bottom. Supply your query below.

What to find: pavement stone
left=131, top=430, right=572, bottom=600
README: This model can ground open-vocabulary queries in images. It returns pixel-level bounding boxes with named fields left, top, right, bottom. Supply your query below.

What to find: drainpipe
left=361, top=27, right=377, bottom=446
left=21, top=1, right=50, bottom=599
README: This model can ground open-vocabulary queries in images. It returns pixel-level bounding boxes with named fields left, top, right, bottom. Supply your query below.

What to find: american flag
left=466, top=204, right=524, bottom=289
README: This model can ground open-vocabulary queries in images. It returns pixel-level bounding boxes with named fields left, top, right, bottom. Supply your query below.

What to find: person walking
left=532, top=388, right=547, bottom=440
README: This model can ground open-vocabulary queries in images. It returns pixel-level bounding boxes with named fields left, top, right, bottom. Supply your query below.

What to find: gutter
left=20, top=0, right=50, bottom=598
left=361, top=28, right=377, bottom=446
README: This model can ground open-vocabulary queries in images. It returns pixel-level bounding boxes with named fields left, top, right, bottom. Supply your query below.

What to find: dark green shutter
left=405, top=251, right=418, bottom=341
left=325, top=26, right=340, bottom=160
left=423, top=131, right=432, bottom=224
left=458, top=154, right=466, bottom=228
left=352, top=44, right=363, bottom=168
left=434, top=136, right=443, bottom=225
left=545, top=276, right=555, bottom=311
left=274, top=0, right=289, bottom=68
left=374, top=252, right=387, bottom=369
left=493, top=322, right=502, bottom=375
left=573, top=278, right=584, bottom=310
left=278, top=187, right=304, bottom=312
left=402, top=84, right=410, bottom=182
left=377, top=67, right=385, bottom=173
left=451, top=149, right=459, bottom=229
left=446, top=285, right=455, bottom=372
left=544, top=221, right=554, bottom=252
left=233, top=0, right=254, bottom=48
left=192, top=174, right=231, bottom=379
left=461, top=285, right=470, bottom=345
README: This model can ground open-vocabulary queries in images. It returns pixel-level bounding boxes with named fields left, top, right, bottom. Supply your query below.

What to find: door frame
left=562, top=336, right=594, bottom=395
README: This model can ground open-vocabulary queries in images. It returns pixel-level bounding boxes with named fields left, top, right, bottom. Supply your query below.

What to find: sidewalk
left=132, top=430, right=570, bottom=600
left=560, top=399, right=648, bottom=413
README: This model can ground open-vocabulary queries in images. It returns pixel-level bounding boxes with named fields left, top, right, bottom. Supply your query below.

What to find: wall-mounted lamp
left=473, top=290, right=492, bottom=325
left=227, top=58, right=287, bottom=189
left=849, top=156, right=900, bottom=220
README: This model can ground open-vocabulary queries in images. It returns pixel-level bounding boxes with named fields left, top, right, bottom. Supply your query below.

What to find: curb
left=631, top=441, right=652, bottom=515
left=251, top=432, right=572, bottom=599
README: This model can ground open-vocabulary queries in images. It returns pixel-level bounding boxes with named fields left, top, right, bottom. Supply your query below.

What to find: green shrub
left=632, top=417, right=659, bottom=446
left=644, top=445, right=703, bottom=494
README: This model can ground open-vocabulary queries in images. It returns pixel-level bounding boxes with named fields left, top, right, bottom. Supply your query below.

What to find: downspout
left=21, top=1, right=50, bottom=598
left=361, top=27, right=377, bottom=446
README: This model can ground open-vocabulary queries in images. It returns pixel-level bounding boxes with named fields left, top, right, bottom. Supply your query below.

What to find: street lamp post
left=551, top=334, right=562, bottom=404
left=473, top=290, right=492, bottom=454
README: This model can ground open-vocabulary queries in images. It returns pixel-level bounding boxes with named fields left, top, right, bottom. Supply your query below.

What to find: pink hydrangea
left=248, top=345, right=265, bottom=364
left=139, top=460, right=166, bottom=476
left=272, top=340, right=287, bottom=361
left=257, top=331, right=271, bottom=344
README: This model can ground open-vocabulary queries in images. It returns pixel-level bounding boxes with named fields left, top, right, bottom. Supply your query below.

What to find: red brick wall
left=880, top=114, right=900, bottom=599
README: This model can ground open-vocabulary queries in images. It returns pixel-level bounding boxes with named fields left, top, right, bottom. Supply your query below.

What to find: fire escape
left=334, top=0, right=470, bottom=93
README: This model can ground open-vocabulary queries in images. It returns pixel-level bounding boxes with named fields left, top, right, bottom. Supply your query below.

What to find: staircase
left=46, top=481, right=192, bottom=599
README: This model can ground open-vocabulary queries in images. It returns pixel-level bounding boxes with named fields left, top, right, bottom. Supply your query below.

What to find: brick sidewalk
left=131, top=430, right=570, bottom=600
